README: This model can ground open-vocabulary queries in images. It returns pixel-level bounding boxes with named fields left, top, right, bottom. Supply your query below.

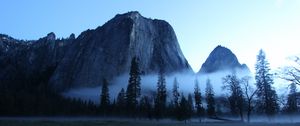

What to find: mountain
left=0, top=11, right=192, bottom=91
left=198, top=45, right=250, bottom=74
left=0, top=33, right=74, bottom=81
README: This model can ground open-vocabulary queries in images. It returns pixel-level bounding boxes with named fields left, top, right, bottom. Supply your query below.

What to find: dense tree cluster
left=0, top=66, right=98, bottom=116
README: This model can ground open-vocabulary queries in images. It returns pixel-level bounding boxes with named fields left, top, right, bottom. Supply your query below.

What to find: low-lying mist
left=63, top=70, right=256, bottom=104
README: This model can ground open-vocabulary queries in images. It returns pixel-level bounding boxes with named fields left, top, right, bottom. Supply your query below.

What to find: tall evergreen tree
left=187, top=93, right=194, bottom=119
left=126, top=57, right=141, bottom=115
left=255, top=49, right=279, bottom=117
left=172, top=78, right=180, bottom=106
left=172, top=77, right=181, bottom=119
left=173, top=78, right=180, bottom=108
left=205, top=78, right=216, bottom=117
left=194, top=78, right=205, bottom=121
left=100, top=79, right=110, bottom=114
left=285, top=82, right=298, bottom=114
left=154, top=70, right=167, bottom=119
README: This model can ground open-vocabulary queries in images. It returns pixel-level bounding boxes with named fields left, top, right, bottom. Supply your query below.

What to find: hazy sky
left=1, top=0, right=300, bottom=72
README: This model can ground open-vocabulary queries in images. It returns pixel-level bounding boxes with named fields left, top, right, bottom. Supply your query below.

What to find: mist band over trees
left=1, top=46, right=300, bottom=123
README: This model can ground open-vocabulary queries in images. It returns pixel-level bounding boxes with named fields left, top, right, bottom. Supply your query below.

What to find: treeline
left=0, top=66, right=98, bottom=116
left=0, top=49, right=299, bottom=123
left=97, top=50, right=300, bottom=122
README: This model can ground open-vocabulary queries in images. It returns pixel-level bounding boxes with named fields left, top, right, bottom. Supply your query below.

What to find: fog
left=63, top=70, right=253, bottom=104
left=248, top=115, right=300, bottom=123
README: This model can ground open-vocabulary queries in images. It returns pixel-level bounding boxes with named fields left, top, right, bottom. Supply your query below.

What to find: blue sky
left=1, top=0, right=300, bottom=72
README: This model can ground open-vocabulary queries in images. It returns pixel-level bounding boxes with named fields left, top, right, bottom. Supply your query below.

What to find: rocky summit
left=50, top=11, right=193, bottom=90
left=198, top=45, right=250, bottom=74
left=0, top=11, right=193, bottom=91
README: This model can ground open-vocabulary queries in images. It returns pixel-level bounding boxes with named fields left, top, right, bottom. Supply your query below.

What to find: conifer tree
left=255, top=49, right=279, bottom=117
left=126, top=57, right=141, bottom=115
left=194, top=79, right=205, bottom=121
left=100, top=79, right=110, bottom=114
left=154, top=69, right=167, bottom=119
left=285, top=83, right=298, bottom=114
left=187, top=93, right=194, bottom=119
left=140, top=95, right=153, bottom=119
left=178, top=94, right=190, bottom=123
left=205, top=78, right=216, bottom=117
left=116, top=88, right=126, bottom=115
left=173, top=78, right=180, bottom=107
left=172, top=78, right=181, bottom=119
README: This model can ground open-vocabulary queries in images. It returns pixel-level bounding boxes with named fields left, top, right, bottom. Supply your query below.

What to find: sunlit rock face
left=198, top=45, right=250, bottom=74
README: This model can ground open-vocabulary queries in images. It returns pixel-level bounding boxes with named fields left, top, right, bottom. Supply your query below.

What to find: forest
left=0, top=49, right=299, bottom=123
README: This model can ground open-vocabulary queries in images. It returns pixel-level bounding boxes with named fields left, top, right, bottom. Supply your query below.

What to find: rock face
left=0, top=11, right=192, bottom=91
left=198, top=45, right=250, bottom=74
left=0, top=33, right=73, bottom=78
left=50, top=11, right=192, bottom=91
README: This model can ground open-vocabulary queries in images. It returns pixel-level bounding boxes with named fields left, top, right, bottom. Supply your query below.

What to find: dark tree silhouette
left=116, top=88, right=126, bottom=115
left=187, top=93, right=194, bottom=119
left=222, top=74, right=245, bottom=121
left=277, top=56, right=300, bottom=86
left=140, top=95, right=153, bottom=119
left=255, top=49, right=279, bottom=117
left=241, top=76, right=257, bottom=123
left=284, top=82, right=298, bottom=114
left=194, top=79, right=205, bottom=122
left=205, top=78, right=216, bottom=117
left=172, top=78, right=180, bottom=107
left=172, top=78, right=181, bottom=119
left=177, top=93, right=190, bottom=123
left=154, top=70, right=167, bottom=120
left=126, top=57, right=141, bottom=116
left=100, top=79, right=110, bottom=115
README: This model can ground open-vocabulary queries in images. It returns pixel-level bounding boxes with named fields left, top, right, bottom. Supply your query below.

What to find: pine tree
left=194, top=79, right=205, bottom=121
left=154, top=70, right=167, bottom=120
left=179, top=94, right=189, bottom=123
left=126, top=57, right=141, bottom=115
left=172, top=77, right=181, bottom=119
left=285, top=83, right=298, bottom=114
left=140, top=95, right=153, bottom=119
left=116, top=88, right=126, bottom=115
left=173, top=78, right=180, bottom=107
left=187, top=93, right=194, bottom=119
left=205, top=78, right=216, bottom=117
left=255, top=49, right=279, bottom=117
left=100, top=79, right=110, bottom=114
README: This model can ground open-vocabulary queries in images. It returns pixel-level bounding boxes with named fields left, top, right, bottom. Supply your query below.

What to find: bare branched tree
left=277, top=56, right=300, bottom=85
left=241, top=76, right=257, bottom=123
left=222, top=74, right=244, bottom=122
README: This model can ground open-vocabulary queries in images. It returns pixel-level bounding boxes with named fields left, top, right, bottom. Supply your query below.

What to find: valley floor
left=0, top=117, right=300, bottom=126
